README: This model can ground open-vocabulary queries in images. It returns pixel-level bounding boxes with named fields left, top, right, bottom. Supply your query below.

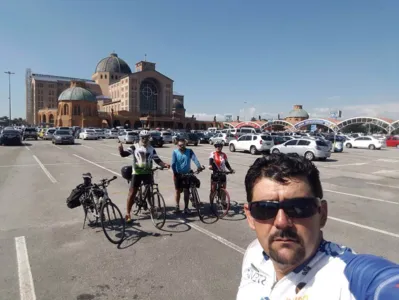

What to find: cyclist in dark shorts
left=171, top=138, right=202, bottom=214
left=119, top=130, right=170, bottom=222
left=208, top=141, right=234, bottom=204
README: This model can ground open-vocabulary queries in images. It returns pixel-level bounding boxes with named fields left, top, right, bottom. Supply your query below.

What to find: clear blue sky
left=1, top=0, right=399, bottom=120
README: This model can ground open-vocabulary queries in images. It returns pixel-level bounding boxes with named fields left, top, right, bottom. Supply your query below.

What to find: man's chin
left=269, top=243, right=305, bottom=266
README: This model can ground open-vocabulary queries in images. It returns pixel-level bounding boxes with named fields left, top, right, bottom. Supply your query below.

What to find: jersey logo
left=244, top=267, right=267, bottom=286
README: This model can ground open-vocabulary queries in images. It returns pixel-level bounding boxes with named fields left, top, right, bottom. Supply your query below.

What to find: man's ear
left=319, top=200, right=328, bottom=228
left=244, top=203, right=256, bottom=231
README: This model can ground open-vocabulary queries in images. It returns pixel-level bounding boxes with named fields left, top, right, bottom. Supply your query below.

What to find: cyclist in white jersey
left=237, top=153, right=399, bottom=300
left=119, top=130, right=170, bottom=222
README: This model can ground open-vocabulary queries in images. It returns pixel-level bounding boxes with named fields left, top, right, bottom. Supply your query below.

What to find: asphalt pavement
left=1, top=138, right=399, bottom=300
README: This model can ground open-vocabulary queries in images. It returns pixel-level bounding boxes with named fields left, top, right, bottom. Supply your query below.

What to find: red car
left=386, top=135, right=399, bottom=148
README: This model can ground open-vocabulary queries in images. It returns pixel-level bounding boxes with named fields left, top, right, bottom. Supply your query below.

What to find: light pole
left=5, top=71, right=15, bottom=126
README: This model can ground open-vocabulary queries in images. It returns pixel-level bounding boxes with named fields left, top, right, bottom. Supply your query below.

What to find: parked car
left=344, top=136, right=383, bottom=150
left=229, top=134, right=274, bottom=155
left=22, top=127, right=38, bottom=140
left=118, top=131, right=139, bottom=144
left=79, top=129, right=98, bottom=140
left=270, top=138, right=331, bottom=161
left=0, top=128, right=23, bottom=145
left=385, top=135, right=399, bottom=148
left=149, top=131, right=164, bottom=147
left=160, top=131, right=173, bottom=143
left=209, top=133, right=235, bottom=145
left=52, top=130, right=75, bottom=145
left=43, top=128, right=56, bottom=140
left=104, top=129, right=119, bottom=139
left=94, top=129, right=106, bottom=139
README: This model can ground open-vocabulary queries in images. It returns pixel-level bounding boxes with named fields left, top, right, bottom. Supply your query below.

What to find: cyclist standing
left=208, top=141, right=234, bottom=204
left=119, top=130, right=170, bottom=222
left=171, top=138, right=203, bottom=214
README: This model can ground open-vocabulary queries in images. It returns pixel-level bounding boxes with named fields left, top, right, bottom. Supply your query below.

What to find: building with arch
left=26, top=53, right=218, bottom=130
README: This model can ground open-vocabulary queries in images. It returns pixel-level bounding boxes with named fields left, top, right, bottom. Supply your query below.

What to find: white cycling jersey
left=237, top=238, right=399, bottom=300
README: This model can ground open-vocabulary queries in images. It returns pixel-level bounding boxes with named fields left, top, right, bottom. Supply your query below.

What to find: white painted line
left=52, top=145, right=62, bottom=150
left=15, top=236, right=37, bottom=300
left=0, top=164, right=38, bottom=168
left=324, top=189, right=398, bottom=205
left=373, top=169, right=398, bottom=174
left=74, top=154, right=121, bottom=177
left=366, top=182, right=399, bottom=189
left=110, top=153, right=128, bottom=159
left=101, top=143, right=118, bottom=148
left=32, top=155, right=57, bottom=183
left=80, top=145, right=94, bottom=150
left=188, top=222, right=246, bottom=254
left=326, top=162, right=368, bottom=167
left=328, top=217, right=399, bottom=239
left=25, top=146, right=30, bottom=151
left=377, top=159, right=399, bottom=163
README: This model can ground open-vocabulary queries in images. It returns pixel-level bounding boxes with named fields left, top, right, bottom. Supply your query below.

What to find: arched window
left=140, top=79, right=158, bottom=114
left=49, top=114, right=54, bottom=125
left=73, top=105, right=81, bottom=115
left=42, top=114, right=47, bottom=124
left=63, top=104, right=69, bottom=115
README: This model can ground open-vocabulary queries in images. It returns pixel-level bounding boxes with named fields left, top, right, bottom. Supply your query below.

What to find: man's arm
left=119, top=144, right=133, bottom=157
left=171, top=150, right=178, bottom=174
left=224, top=154, right=234, bottom=172
left=343, top=254, right=399, bottom=299
left=190, top=149, right=202, bottom=169
left=152, top=149, right=169, bottom=168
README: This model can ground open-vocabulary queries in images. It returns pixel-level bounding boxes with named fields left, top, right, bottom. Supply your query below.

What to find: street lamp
left=4, top=71, right=15, bottom=126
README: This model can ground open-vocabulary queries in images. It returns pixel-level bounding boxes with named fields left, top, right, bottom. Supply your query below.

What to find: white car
left=344, top=136, right=383, bottom=150
left=271, top=138, right=331, bottom=161
left=160, top=131, right=173, bottom=143
left=229, top=134, right=274, bottom=155
left=79, top=129, right=98, bottom=140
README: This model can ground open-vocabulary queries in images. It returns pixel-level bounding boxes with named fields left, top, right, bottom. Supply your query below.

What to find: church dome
left=58, top=87, right=96, bottom=102
left=287, top=105, right=309, bottom=118
left=95, top=53, right=132, bottom=74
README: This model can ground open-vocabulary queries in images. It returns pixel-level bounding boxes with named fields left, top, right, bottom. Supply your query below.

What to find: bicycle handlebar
left=214, top=170, right=234, bottom=175
left=98, top=175, right=118, bottom=186
left=180, top=165, right=206, bottom=176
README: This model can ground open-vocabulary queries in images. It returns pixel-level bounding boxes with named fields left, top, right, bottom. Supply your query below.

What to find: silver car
left=43, top=128, right=56, bottom=140
left=105, top=129, right=118, bottom=139
left=118, top=131, right=139, bottom=144
left=270, top=138, right=331, bottom=161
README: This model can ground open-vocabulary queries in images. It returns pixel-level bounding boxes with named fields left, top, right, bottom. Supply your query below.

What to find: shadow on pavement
left=118, top=224, right=171, bottom=250
left=221, top=202, right=247, bottom=221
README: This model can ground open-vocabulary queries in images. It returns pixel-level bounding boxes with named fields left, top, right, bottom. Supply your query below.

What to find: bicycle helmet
left=214, top=141, right=224, bottom=148
left=139, top=130, right=150, bottom=138
left=121, top=165, right=132, bottom=181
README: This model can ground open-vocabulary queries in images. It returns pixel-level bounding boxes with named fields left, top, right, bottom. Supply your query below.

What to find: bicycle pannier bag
left=66, top=186, right=83, bottom=209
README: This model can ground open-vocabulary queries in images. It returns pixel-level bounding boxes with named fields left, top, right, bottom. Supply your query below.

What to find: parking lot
left=1, top=138, right=399, bottom=300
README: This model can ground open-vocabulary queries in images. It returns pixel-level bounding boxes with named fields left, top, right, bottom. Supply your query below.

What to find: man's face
left=244, top=177, right=327, bottom=269
left=177, top=141, right=186, bottom=150
left=215, top=145, right=223, bottom=152
left=141, top=136, right=149, bottom=146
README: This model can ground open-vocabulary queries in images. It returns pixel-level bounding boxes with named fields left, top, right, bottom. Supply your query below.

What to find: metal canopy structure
left=390, top=120, right=399, bottom=132
left=261, top=120, right=296, bottom=131
left=294, top=119, right=338, bottom=130
left=336, top=117, right=392, bottom=133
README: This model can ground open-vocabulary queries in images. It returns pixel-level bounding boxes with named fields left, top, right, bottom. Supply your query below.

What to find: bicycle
left=179, top=166, right=206, bottom=221
left=209, top=171, right=233, bottom=218
left=80, top=173, right=125, bottom=244
left=131, top=167, right=167, bottom=229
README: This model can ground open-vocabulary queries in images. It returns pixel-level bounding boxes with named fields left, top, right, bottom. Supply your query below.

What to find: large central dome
left=95, top=53, right=132, bottom=74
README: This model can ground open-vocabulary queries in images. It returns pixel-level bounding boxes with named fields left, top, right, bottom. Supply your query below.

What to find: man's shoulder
left=242, top=239, right=264, bottom=264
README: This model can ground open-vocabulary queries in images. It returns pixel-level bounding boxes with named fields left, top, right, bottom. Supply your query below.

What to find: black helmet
left=121, top=165, right=132, bottom=181
left=214, top=141, right=224, bottom=148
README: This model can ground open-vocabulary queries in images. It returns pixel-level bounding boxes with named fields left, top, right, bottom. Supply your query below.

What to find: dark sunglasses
left=178, top=144, right=185, bottom=147
left=249, top=197, right=320, bottom=220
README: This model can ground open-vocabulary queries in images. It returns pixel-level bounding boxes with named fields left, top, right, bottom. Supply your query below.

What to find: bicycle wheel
left=191, top=187, right=204, bottom=221
left=149, top=192, right=167, bottom=229
left=100, top=201, right=125, bottom=244
left=210, top=188, right=231, bottom=219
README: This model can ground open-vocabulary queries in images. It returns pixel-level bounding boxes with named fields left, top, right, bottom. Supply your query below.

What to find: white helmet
left=139, top=130, right=150, bottom=137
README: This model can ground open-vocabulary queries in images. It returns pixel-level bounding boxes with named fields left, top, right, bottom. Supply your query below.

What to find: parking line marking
left=74, top=154, right=121, bottom=177
left=32, top=155, right=57, bottom=183
left=52, top=145, right=62, bottom=150
left=25, top=146, right=30, bottom=151
left=80, top=145, right=94, bottom=150
left=101, top=143, right=118, bottom=148
left=324, top=189, right=398, bottom=205
left=377, top=159, right=399, bottom=163
left=366, top=182, right=399, bottom=189
left=326, top=162, right=368, bottom=167
left=15, top=236, right=37, bottom=300
left=188, top=223, right=246, bottom=254
left=328, top=217, right=399, bottom=239
left=373, top=169, right=398, bottom=174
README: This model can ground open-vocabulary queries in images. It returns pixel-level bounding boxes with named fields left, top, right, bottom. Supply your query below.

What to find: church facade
left=27, top=53, right=221, bottom=130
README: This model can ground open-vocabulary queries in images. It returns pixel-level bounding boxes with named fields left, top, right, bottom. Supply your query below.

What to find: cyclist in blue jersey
left=171, top=138, right=203, bottom=214
left=237, top=153, right=399, bottom=300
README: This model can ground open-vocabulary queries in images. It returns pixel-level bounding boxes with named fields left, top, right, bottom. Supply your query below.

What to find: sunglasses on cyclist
left=249, top=197, right=320, bottom=221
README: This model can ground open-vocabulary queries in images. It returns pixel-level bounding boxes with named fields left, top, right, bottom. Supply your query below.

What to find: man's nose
left=274, top=209, right=293, bottom=229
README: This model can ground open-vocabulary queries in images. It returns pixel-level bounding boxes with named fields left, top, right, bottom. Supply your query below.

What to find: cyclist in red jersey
left=208, top=141, right=235, bottom=204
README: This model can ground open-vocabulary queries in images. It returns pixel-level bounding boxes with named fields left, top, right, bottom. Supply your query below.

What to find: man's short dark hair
left=177, top=138, right=186, bottom=143
left=245, top=153, right=323, bottom=202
